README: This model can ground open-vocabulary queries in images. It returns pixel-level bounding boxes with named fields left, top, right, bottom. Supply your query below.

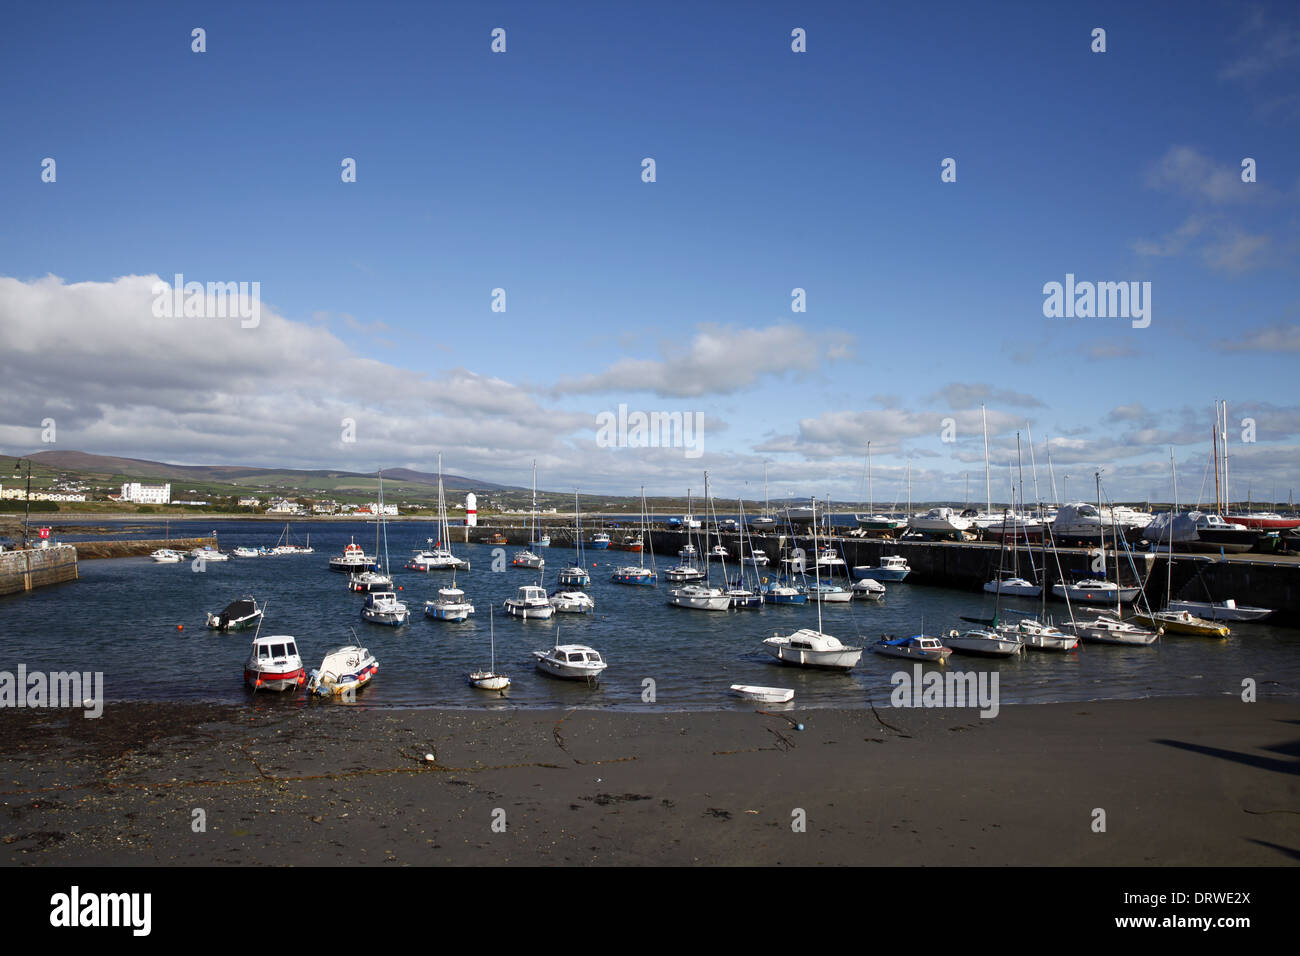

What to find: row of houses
left=0, top=485, right=88, bottom=502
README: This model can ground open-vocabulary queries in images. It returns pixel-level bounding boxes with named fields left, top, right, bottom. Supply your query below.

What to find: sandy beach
left=1, top=697, right=1296, bottom=866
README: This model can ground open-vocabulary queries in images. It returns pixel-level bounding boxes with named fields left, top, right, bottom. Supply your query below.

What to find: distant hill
left=26, top=451, right=522, bottom=493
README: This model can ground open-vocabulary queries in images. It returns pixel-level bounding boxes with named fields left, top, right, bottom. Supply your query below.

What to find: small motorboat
left=329, top=538, right=377, bottom=573
left=511, top=549, right=545, bottom=569
left=763, top=628, right=862, bottom=671
left=871, top=634, right=952, bottom=662
left=557, top=564, right=591, bottom=587
left=533, top=639, right=607, bottom=681
left=610, top=565, right=657, bottom=585
left=662, top=562, right=706, bottom=583
left=550, top=589, right=595, bottom=614
left=943, top=627, right=1024, bottom=657
left=468, top=608, right=510, bottom=692
left=730, top=684, right=794, bottom=704
left=815, top=545, right=846, bottom=573
left=708, top=544, right=730, bottom=561
left=807, top=582, right=853, bottom=603
left=995, top=617, right=1078, bottom=652
left=307, top=645, right=379, bottom=697
left=744, top=548, right=771, bottom=567
left=190, top=546, right=229, bottom=562
left=151, top=548, right=182, bottom=563
left=504, top=584, right=555, bottom=619
left=1165, top=599, right=1273, bottom=622
left=1051, top=579, right=1141, bottom=604
left=231, top=546, right=261, bottom=558
left=760, top=580, right=808, bottom=605
left=207, top=596, right=263, bottom=632
left=850, top=578, right=886, bottom=600
left=852, top=555, right=911, bottom=582
left=536, top=534, right=551, bottom=547
left=982, top=576, right=1041, bottom=598
left=666, top=583, right=731, bottom=611
left=360, top=591, right=409, bottom=626
left=589, top=532, right=611, bottom=550
left=1131, top=609, right=1229, bottom=638
left=678, top=543, right=699, bottom=559
left=1065, top=613, right=1160, bottom=645
left=619, top=535, right=644, bottom=552
left=244, top=634, right=307, bottom=692
left=479, top=532, right=508, bottom=545
left=348, top=570, right=393, bottom=592
left=425, top=583, right=475, bottom=622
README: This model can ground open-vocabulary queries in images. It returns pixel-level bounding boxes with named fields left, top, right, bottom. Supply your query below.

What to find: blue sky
left=1, top=0, right=1297, bottom=504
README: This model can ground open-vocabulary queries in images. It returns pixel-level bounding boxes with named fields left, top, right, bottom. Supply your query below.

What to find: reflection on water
left=2, top=520, right=1297, bottom=711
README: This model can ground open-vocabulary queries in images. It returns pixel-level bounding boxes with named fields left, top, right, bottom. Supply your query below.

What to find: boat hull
left=244, top=667, right=306, bottom=692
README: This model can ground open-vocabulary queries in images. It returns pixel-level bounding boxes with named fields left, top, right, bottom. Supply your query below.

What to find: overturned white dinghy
left=730, top=684, right=794, bottom=704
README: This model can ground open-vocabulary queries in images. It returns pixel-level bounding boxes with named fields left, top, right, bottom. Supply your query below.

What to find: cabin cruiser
left=852, top=555, right=910, bottom=582
left=307, top=645, right=378, bottom=697
left=348, top=570, right=393, bottom=592
left=550, top=589, right=595, bottom=614
left=814, top=545, right=846, bottom=574
left=619, top=535, right=643, bottom=552
left=907, top=507, right=972, bottom=538
left=760, top=579, right=807, bottom=604
left=708, top=544, right=729, bottom=561
left=982, top=575, right=1041, bottom=598
left=151, top=548, right=182, bottom=563
left=763, top=629, right=862, bottom=671
left=360, top=591, right=409, bottom=626
left=510, top=548, right=544, bottom=569
left=504, top=584, right=555, bottom=619
left=207, top=596, right=263, bottom=632
left=425, top=584, right=475, bottom=622
left=871, top=634, right=952, bottom=662
left=855, top=513, right=906, bottom=533
left=1050, top=579, right=1141, bottom=604
left=244, top=634, right=307, bottom=691
left=590, top=532, right=611, bottom=550
left=329, top=538, right=377, bottom=573
left=1052, top=503, right=1152, bottom=544
left=666, top=583, right=731, bottom=611
left=190, top=546, right=229, bottom=562
left=743, top=548, right=770, bottom=567
left=533, top=642, right=607, bottom=681
left=1144, top=511, right=1258, bottom=554
left=807, top=581, right=853, bottom=603
left=943, top=627, right=1024, bottom=657
left=232, top=546, right=262, bottom=558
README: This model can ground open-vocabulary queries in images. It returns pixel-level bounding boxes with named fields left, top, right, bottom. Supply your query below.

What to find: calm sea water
left=2, top=520, right=1297, bottom=711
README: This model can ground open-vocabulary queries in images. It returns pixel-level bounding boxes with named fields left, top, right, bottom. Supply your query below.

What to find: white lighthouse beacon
left=464, top=492, right=478, bottom=527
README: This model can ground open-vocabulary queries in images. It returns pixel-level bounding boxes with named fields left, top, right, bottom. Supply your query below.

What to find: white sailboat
left=407, top=454, right=469, bottom=571
left=611, top=487, right=658, bottom=585
left=511, top=460, right=545, bottom=569
left=467, top=607, right=510, bottom=691
left=667, top=473, right=731, bottom=611
left=533, top=628, right=607, bottom=681
left=764, top=497, right=863, bottom=671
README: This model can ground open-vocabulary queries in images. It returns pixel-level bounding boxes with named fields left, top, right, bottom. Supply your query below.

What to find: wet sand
left=1, top=697, right=1296, bottom=865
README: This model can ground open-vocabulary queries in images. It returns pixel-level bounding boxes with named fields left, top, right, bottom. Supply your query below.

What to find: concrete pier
left=0, top=545, right=79, bottom=596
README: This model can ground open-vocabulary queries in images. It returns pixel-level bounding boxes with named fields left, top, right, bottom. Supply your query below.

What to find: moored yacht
left=360, top=591, right=409, bottom=626
left=871, top=634, right=952, bottom=662
left=504, top=584, right=555, bottom=619
left=329, top=538, right=377, bottom=573
left=763, top=628, right=863, bottom=671
left=425, top=582, right=475, bottom=622
left=943, top=627, right=1023, bottom=657
left=852, top=555, right=910, bottom=582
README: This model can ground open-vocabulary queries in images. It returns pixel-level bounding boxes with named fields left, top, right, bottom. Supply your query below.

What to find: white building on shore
left=120, top=482, right=171, bottom=505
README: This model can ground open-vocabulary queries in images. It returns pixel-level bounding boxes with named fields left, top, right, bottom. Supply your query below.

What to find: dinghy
left=730, top=684, right=794, bottom=704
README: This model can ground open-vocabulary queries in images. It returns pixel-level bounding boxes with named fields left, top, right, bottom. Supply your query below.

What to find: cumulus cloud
left=550, top=323, right=854, bottom=398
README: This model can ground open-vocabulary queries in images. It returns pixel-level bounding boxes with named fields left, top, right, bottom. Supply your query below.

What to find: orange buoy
left=177, top=624, right=183, bottom=631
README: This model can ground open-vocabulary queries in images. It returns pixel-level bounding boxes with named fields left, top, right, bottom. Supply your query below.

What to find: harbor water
left=2, top=520, right=1297, bottom=711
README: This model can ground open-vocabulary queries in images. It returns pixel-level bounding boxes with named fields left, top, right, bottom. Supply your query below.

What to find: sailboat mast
left=1222, top=400, right=1230, bottom=515
left=982, top=403, right=991, bottom=515
left=811, top=497, right=823, bottom=634
left=1046, top=437, right=1059, bottom=505
left=867, top=442, right=873, bottom=514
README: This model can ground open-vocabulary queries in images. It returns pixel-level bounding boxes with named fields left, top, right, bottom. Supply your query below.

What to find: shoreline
left=3, top=696, right=1296, bottom=866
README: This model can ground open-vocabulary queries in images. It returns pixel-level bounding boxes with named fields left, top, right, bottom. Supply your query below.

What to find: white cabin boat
left=151, top=548, right=182, bottom=563
left=533, top=643, right=607, bottom=681
left=908, top=507, right=973, bottom=538
left=871, top=634, right=952, bottom=662
left=852, top=555, right=910, bottom=582
left=207, top=596, right=263, bottom=632
left=425, top=584, right=475, bottom=622
left=666, top=583, right=731, bottom=611
left=995, top=617, right=1078, bottom=652
left=244, top=634, right=306, bottom=692
left=1050, top=579, right=1141, bottom=604
left=190, top=546, right=229, bottom=562
left=307, top=645, right=379, bottom=697
left=763, top=628, right=862, bottom=671
left=504, top=584, right=555, bottom=619
left=1064, top=613, right=1160, bottom=645
left=348, top=570, right=393, bottom=592
left=550, top=589, right=595, bottom=614
left=361, top=591, right=409, bottom=626
left=983, top=576, right=1042, bottom=598
left=329, top=539, right=376, bottom=573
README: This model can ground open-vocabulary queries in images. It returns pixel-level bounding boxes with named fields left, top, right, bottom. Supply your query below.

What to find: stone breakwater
left=0, top=545, right=79, bottom=595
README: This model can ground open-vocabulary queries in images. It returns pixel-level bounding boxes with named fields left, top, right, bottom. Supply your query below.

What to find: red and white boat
left=1225, top=512, right=1300, bottom=531
left=244, top=634, right=307, bottom=691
